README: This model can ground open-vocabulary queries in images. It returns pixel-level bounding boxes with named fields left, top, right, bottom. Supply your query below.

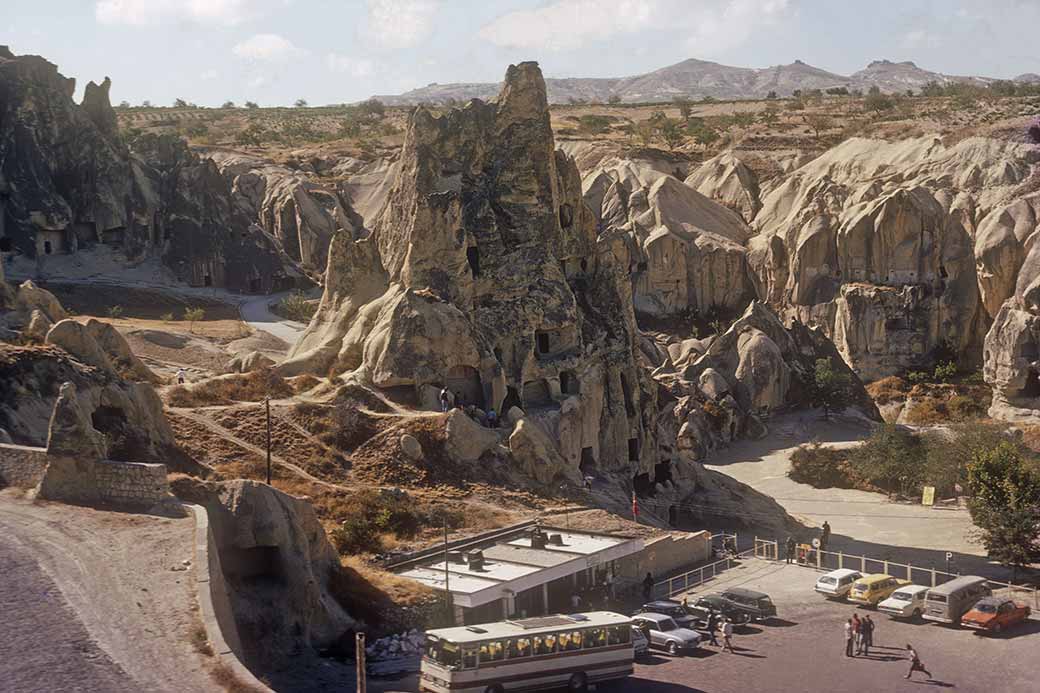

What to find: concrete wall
left=0, top=443, right=49, bottom=488
left=95, top=460, right=170, bottom=505
left=615, top=530, right=712, bottom=584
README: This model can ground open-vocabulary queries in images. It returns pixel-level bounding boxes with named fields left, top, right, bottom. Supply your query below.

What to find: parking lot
left=604, top=558, right=1039, bottom=693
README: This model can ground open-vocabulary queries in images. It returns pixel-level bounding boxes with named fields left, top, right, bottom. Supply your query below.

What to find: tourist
left=642, top=572, right=654, bottom=601
left=721, top=618, right=734, bottom=653
left=821, top=521, right=831, bottom=552
left=486, top=408, right=498, bottom=428
left=785, top=536, right=796, bottom=564
left=904, top=644, right=932, bottom=680
left=570, top=592, right=582, bottom=610
left=439, top=387, right=450, bottom=412
left=844, top=618, right=854, bottom=657
left=862, top=615, right=874, bottom=654
left=706, top=610, right=720, bottom=646
left=851, top=614, right=861, bottom=656
left=176, top=368, right=186, bottom=384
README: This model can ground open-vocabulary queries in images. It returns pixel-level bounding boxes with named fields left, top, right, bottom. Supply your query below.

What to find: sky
left=3, top=0, right=1040, bottom=107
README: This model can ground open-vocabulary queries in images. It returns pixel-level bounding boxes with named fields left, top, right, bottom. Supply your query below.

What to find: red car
left=961, top=597, right=1032, bottom=634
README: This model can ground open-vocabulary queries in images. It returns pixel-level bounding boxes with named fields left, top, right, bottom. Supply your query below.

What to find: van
left=815, top=569, right=862, bottom=599
left=922, top=576, right=991, bottom=625
left=848, top=574, right=909, bottom=606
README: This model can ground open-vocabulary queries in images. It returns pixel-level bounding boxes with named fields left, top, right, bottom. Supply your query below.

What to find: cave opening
left=536, top=331, right=551, bottom=355
left=654, top=459, right=673, bottom=486
left=445, top=365, right=485, bottom=409
left=501, top=386, right=521, bottom=413
left=204, top=274, right=212, bottom=287
left=560, top=370, right=580, bottom=396
left=632, top=472, right=653, bottom=496
left=559, top=203, right=573, bottom=229
left=620, top=373, right=636, bottom=417
left=466, top=246, right=480, bottom=277
left=579, top=447, right=596, bottom=475
left=44, top=241, right=52, bottom=255
left=628, top=437, right=640, bottom=462
left=1022, top=369, right=1040, bottom=399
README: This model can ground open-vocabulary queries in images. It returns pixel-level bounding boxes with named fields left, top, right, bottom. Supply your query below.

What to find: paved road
left=604, top=559, right=1039, bottom=693
left=0, top=531, right=135, bottom=693
left=238, top=291, right=308, bottom=346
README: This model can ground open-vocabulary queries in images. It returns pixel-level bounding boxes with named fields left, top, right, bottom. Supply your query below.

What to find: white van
left=923, top=576, right=991, bottom=625
left=815, top=569, right=862, bottom=599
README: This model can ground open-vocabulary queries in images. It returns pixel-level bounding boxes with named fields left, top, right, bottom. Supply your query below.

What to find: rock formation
left=0, top=49, right=336, bottom=292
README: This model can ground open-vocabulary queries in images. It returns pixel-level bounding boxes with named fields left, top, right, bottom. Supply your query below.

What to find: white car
left=631, top=613, right=702, bottom=656
left=814, top=569, right=862, bottom=599
left=631, top=625, right=650, bottom=658
left=878, top=584, right=929, bottom=619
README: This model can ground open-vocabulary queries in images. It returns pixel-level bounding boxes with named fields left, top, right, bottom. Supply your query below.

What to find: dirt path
left=0, top=493, right=218, bottom=692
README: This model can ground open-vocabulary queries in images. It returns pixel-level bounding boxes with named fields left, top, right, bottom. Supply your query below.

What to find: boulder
left=229, top=350, right=276, bottom=373
left=46, top=319, right=115, bottom=374
left=684, top=151, right=761, bottom=222
left=15, top=281, right=67, bottom=323
left=399, top=434, right=423, bottom=461
left=45, top=382, right=107, bottom=460
left=23, top=309, right=53, bottom=341
left=444, top=409, right=500, bottom=463
left=508, top=417, right=580, bottom=486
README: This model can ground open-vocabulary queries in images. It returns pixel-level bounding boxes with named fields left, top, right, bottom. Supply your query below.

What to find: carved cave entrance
left=467, top=246, right=480, bottom=277
left=522, top=379, right=552, bottom=408
left=446, top=365, right=484, bottom=409
left=579, top=447, right=596, bottom=476
left=501, top=386, right=521, bottom=414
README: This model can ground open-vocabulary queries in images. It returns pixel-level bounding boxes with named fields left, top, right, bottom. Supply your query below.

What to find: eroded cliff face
left=0, top=48, right=341, bottom=292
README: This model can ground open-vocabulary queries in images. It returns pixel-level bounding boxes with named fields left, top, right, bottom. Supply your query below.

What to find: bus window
left=584, top=628, right=606, bottom=649
left=512, top=637, right=531, bottom=658
left=480, top=641, right=504, bottom=662
left=561, top=631, right=581, bottom=651
left=533, top=634, right=557, bottom=656
left=462, top=648, right=478, bottom=669
left=607, top=625, right=630, bottom=645
left=428, top=640, right=461, bottom=669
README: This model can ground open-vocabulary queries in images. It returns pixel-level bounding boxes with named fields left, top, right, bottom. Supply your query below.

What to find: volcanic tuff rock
left=0, top=49, right=331, bottom=292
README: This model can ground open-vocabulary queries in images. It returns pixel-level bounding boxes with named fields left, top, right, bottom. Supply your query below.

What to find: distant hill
left=370, top=57, right=1013, bottom=105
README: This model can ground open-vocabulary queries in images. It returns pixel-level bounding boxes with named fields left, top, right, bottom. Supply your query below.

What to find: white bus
left=420, top=611, right=634, bottom=693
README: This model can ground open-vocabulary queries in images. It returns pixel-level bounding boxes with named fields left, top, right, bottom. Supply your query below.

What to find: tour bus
left=420, top=611, right=634, bottom=693
left=923, top=575, right=991, bottom=625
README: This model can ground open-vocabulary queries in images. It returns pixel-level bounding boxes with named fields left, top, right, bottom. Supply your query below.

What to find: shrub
left=947, top=394, right=985, bottom=420
left=848, top=424, right=927, bottom=496
left=108, top=305, right=124, bottom=319
left=789, top=441, right=856, bottom=488
left=274, top=291, right=317, bottom=322
left=166, top=369, right=291, bottom=406
left=934, top=361, right=958, bottom=383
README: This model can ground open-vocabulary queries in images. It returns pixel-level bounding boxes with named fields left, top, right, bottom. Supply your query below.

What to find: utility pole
left=355, top=632, right=366, bottom=693
left=265, top=396, right=272, bottom=485
left=444, top=517, right=451, bottom=624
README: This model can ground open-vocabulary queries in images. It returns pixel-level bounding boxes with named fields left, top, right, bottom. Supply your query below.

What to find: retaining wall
left=0, top=443, right=49, bottom=488
left=95, top=460, right=169, bottom=505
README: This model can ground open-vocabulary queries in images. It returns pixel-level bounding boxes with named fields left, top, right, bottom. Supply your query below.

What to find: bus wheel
left=484, top=685, right=504, bottom=693
left=568, top=673, right=588, bottom=692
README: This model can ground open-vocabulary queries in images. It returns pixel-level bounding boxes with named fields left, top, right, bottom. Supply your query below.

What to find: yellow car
left=848, top=574, right=909, bottom=606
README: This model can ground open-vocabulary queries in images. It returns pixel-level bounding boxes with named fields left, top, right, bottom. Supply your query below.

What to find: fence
left=783, top=546, right=1039, bottom=609
left=653, top=534, right=779, bottom=600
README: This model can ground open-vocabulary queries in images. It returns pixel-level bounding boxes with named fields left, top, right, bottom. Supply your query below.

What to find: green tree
left=141, top=100, right=153, bottom=108
left=245, top=101, right=259, bottom=109
left=766, top=90, right=778, bottom=100
left=633, top=119, right=656, bottom=146
left=658, top=118, right=685, bottom=150
left=810, top=357, right=851, bottom=420
left=803, top=113, right=834, bottom=141
left=759, top=107, right=780, bottom=126
left=850, top=424, right=927, bottom=496
left=294, top=98, right=308, bottom=108
left=117, top=100, right=131, bottom=109
left=221, top=101, right=236, bottom=109
left=357, top=98, right=386, bottom=118
left=173, top=98, right=189, bottom=108
left=673, top=97, right=693, bottom=121
left=108, top=305, right=124, bottom=319
left=966, top=442, right=1040, bottom=571
left=184, top=307, right=205, bottom=333
left=608, top=93, right=622, bottom=105
left=865, top=92, right=894, bottom=116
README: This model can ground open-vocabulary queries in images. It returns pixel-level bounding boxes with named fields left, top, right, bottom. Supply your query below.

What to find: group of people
left=843, top=613, right=876, bottom=656
left=680, top=596, right=736, bottom=653
left=784, top=521, right=831, bottom=564
left=844, top=614, right=933, bottom=680
left=439, top=387, right=499, bottom=428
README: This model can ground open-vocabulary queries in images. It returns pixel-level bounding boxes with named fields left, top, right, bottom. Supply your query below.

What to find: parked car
left=637, top=600, right=697, bottom=629
left=878, top=584, right=930, bottom=620
left=630, top=613, right=702, bottom=655
left=815, top=569, right=863, bottom=599
left=699, top=588, right=777, bottom=623
left=693, top=595, right=751, bottom=625
left=848, top=574, right=910, bottom=607
left=683, top=604, right=717, bottom=631
left=631, top=625, right=650, bottom=657
left=923, top=575, right=991, bottom=625
left=961, top=597, right=1032, bottom=634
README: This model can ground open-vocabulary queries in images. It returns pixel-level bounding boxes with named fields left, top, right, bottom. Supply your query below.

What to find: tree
left=659, top=118, right=685, bottom=151
left=850, top=424, right=927, bottom=497
left=221, top=101, right=236, bottom=109
left=141, top=100, right=153, bottom=108
left=966, top=442, right=1040, bottom=571
left=766, top=90, right=778, bottom=100
left=294, top=98, right=308, bottom=108
left=759, top=107, right=780, bottom=126
left=865, top=91, right=894, bottom=117
left=673, top=97, right=693, bottom=121
left=688, top=121, right=720, bottom=147
left=173, top=98, right=188, bottom=108
left=117, top=100, right=131, bottom=109
left=608, top=93, right=622, bottom=105
left=235, top=123, right=268, bottom=147
left=803, top=113, right=834, bottom=141
left=184, top=307, right=205, bottom=333
left=633, top=119, right=656, bottom=147
left=811, top=357, right=850, bottom=420
left=245, top=101, right=259, bottom=109
left=732, top=112, right=755, bottom=129
left=358, top=98, right=386, bottom=118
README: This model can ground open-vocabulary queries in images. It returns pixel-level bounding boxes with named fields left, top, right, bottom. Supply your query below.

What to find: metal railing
left=654, top=533, right=772, bottom=600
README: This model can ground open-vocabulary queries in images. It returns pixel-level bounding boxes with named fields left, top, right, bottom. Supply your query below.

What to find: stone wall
left=614, top=529, right=712, bottom=584
left=95, top=460, right=170, bottom=505
left=0, top=443, right=49, bottom=488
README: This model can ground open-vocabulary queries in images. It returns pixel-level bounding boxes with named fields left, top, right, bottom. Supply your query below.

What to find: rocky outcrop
left=228, top=350, right=275, bottom=374
left=285, top=62, right=656, bottom=484
left=0, top=49, right=323, bottom=293
left=685, top=152, right=761, bottom=222
left=45, top=381, right=107, bottom=460
left=45, top=318, right=156, bottom=383
left=171, top=477, right=355, bottom=665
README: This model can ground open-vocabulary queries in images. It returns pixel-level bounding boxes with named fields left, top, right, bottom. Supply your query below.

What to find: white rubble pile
left=365, top=629, right=425, bottom=661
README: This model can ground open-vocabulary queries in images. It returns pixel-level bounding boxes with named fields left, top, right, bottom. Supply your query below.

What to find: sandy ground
left=0, top=492, right=219, bottom=692
left=705, top=414, right=996, bottom=577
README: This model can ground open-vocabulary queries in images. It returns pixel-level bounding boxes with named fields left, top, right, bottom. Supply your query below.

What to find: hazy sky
left=4, top=0, right=1040, bottom=106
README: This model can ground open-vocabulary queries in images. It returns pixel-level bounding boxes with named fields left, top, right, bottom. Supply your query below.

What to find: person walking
left=176, top=368, right=187, bottom=384
left=851, top=614, right=862, bottom=656
left=821, top=521, right=831, bottom=552
left=706, top=610, right=720, bottom=646
left=721, top=618, right=734, bottom=653
left=862, top=616, right=874, bottom=655
left=785, top=536, right=796, bottom=564
left=439, top=387, right=450, bottom=413
left=844, top=619, right=854, bottom=657
left=486, top=408, right=498, bottom=428
left=905, top=644, right=932, bottom=680
left=642, top=573, right=654, bottom=601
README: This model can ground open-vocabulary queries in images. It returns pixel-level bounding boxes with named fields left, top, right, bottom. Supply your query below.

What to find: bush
left=789, top=441, right=857, bottom=488
left=328, top=488, right=449, bottom=556
left=274, top=291, right=317, bottom=322
left=166, top=369, right=291, bottom=406
left=848, top=424, right=927, bottom=496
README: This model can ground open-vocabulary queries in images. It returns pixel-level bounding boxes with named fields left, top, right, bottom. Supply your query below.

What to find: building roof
left=427, top=611, right=631, bottom=642
left=397, top=526, right=644, bottom=609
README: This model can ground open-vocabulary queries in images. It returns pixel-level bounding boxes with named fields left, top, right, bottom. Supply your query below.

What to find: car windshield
left=927, top=593, right=947, bottom=603
left=819, top=577, right=836, bottom=585
left=890, top=592, right=911, bottom=601
left=657, top=618, right=677, bottom=632
left=758, top=598, right=773, bottom=607
left=975, top=603, right=997, bottom=613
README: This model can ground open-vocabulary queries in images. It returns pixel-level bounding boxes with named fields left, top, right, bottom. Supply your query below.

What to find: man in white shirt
left=721, top=618, right=734, bottom=653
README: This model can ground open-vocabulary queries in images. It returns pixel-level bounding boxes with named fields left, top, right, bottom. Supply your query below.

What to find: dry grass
left=166, top=369, right=293, bottom=406
left=866, top=375, right=910, bottom=405
left=210, top=662, right=264, bottom=693
left=188, top=622, right=213, bottom=658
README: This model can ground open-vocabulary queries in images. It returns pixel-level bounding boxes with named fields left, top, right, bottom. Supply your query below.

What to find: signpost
left=922, top=486, right=935, bottom=506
